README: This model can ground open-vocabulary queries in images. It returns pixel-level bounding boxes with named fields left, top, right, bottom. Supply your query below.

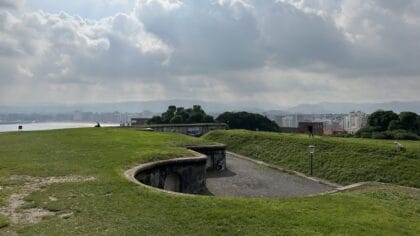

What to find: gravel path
left=206, top=153, right=335, bottom=198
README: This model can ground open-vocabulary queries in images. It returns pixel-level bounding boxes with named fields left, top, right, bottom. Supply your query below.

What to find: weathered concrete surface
left=128, top=145, right=227, bottom=194
left=206, top=153, right=335, bottom=198
left=186, top=144, right=227, bottom=171
left=133, top=153, right=208, bottom=194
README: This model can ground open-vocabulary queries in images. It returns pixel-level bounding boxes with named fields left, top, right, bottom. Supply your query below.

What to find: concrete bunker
left=130, top=144, right=227, bottom=194
left=125, top=145, right=340, bottom=197
left=186, top=144, right=227, bottom=171
left=163, top=172, right=181, bottom=192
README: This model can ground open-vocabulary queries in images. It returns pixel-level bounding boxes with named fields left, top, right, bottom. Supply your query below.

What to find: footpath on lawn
left=0, top=128, right=419, bottom=235
left=203, top=130, right=420, bottom=188
left=205, top=152, right=335, bottom=197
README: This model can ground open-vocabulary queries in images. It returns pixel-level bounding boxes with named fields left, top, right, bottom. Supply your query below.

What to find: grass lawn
left=203, top=130, right=420, bottom=188
left=0, top=128, right=418, bottom=235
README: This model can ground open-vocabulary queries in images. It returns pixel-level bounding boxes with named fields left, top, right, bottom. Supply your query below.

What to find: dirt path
left=0, top=175, right=95, bottom=227
left=206, top=153, right=335, bottom=198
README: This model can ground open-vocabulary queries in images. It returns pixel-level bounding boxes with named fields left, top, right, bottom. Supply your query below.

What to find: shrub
left=359, top=132, right=373, bottom=138
left=355, top=126, right=375, bottom=138
left=389, top=129, right=419, bottom=140
left=370, top=130, right=419, bottom=140
left=371, top=131, right=392, bottom=139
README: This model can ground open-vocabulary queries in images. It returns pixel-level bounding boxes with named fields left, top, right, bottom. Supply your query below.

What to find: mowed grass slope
left=0, top=128, right=418, bottom=235
left=203, top=130, right=420, bottom=188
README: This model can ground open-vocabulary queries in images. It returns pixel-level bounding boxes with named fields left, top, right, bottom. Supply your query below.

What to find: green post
left=309, top=153, right=313, bottom=176
left=308, top=145, right=315, bottom=176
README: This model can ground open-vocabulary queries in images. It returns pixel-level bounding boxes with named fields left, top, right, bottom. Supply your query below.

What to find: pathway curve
left=206, top=153, right=335, bottom=198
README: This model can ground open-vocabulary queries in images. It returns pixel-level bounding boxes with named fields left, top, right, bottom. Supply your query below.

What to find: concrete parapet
left=125, top=151, right=208, bottom=194
left=125, top=144, right=227, bottom=194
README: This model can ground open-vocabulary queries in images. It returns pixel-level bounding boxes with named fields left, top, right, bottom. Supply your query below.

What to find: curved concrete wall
left=125, top=144, right=227, bottom=194
left=125, top=151, right=208, bottom=194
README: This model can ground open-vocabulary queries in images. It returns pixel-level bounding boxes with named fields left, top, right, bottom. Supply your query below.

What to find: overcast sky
left=0, top=0, right=419, bottom=107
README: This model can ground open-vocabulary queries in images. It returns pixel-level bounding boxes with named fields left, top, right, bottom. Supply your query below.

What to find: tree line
left=149, top=106, right=420, bottom=140
left=356, top=110, right=420, bottom=140
left=148, top=105, right=279, bottom=131
left=148, top=105, right=214, bottom=124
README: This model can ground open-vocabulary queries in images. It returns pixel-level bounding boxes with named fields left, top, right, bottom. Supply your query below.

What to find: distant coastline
left=0, top=122, right=118, bottom=133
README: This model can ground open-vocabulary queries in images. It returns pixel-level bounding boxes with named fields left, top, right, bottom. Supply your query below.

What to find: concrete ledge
left=124, top=150, right=208, bottom=196
left=336, top=181, right=385, bottom=192
left=320, top=181, right=420, bottom=196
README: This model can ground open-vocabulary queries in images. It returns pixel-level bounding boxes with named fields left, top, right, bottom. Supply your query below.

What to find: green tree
left=193, top=105, right=202, bottom=112
left=161, top=105, right=176, bottom=123
left=148, top=105, right=214, bottom=124
left=388, top=120, right=403, bottom=131
left=216, top=112, right=279, bottom=132
left=187, top=113, right=204, bottom=123
left=399, top=112, right=418, bottom=132
left=148, top=116, right=162, bottom=124
left=417, top=116, right=420, bottom=135
left=170, top=115, right=183, bottom=124
left=357, top=110, right=420, bottom=140
left=175, top=107, right=189, bottom=122
left=368, top=110, right=399, bottom=131
left=203, top=115, right=214, bottom=123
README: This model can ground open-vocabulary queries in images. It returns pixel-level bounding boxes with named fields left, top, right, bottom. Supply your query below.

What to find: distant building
left=281, top=121, right=324, bottom=135
left=131, top=118, right=150, bottom=126
left=280, top=115, right=296, bottom=127
left=298, top=122, right=324, bottom=136
left=278, top=114, right=307, bottom=128
left=344, top=111, right=368, bottom=134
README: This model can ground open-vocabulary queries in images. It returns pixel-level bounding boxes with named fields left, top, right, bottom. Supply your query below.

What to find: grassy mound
left=0, top=128, right=418, bottom=235
left=203, top=130, right=420, bottom=188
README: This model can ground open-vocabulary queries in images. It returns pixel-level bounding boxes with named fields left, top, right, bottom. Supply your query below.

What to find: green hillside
left=0, top=128, right=418, bottom=235
left=203, top=130, right=420, bottom=188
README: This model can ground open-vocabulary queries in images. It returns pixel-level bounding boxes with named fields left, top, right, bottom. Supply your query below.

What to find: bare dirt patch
left=0, top=175, right=95, bottom=225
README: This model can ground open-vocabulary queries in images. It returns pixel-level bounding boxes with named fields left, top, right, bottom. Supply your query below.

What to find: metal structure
left=308, top=145, right=315, bottom=176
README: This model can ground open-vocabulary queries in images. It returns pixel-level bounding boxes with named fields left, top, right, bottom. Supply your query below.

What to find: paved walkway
left=206, top=153, right=335, bottom=198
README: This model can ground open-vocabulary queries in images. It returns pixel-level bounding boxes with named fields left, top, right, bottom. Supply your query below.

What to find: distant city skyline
left=1, top=99, right=420, bottom=115
left=1, top=0, right=419, bottom=106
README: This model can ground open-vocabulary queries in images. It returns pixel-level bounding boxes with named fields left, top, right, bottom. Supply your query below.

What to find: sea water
left=0, top=122, right=118, bottom=132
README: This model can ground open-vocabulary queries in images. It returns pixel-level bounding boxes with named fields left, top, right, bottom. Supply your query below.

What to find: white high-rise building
left=344, top=111, right=369, bottom=134
left=280, top=116, right=296, bottom=127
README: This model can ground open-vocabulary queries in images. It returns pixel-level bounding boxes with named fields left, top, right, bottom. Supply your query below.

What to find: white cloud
left=333, top=0, right=420, bottom=77
left=0, top=0, right=25, bottom=10
left=136, top=0, right=182, bottom=12
left=0, top=0, right=419, bottom=106
left=17, top=64, right=34, bottom=78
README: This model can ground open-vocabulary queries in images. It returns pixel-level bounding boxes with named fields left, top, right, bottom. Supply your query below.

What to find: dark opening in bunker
left=163, top=172, right=181, bottom=192
left=133, top=144, right=227, bottom=194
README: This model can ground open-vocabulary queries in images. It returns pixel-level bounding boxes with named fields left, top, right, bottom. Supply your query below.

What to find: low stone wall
left=125, top=144, right=227, bottom=194
left=128, top=153, right=208, bottom=194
